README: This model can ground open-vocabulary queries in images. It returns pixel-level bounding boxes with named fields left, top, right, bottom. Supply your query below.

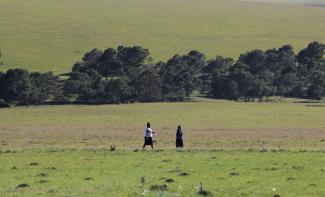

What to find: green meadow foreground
left=0, top=150, right=324, bottom=197
left=0, top=100, right=325, bottom=196
left=1, top=0, right=325, bottom=72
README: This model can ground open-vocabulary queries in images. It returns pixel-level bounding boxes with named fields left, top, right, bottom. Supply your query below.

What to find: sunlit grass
left=0, top=100, right=324, bottom=196
left=0, top=150, right=324, bottom=196
left=0, top=0, right=325, bottom=73
left=0, top=99, right=324, bottom=150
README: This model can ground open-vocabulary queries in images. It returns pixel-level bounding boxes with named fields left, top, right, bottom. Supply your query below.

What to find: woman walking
left=176, top=125, right=184, bottom=149
left=143, top=122, right=156, bottom=149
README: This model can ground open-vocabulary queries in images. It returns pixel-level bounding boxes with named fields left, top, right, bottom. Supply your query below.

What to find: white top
left=144, top=128, right=153, bottom=137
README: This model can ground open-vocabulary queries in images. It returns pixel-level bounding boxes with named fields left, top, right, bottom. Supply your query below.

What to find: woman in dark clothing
left=176, top=125, right=184, bottom=148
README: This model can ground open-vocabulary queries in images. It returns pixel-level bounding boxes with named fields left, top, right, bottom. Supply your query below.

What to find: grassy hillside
left=0, top=0, right=325, bottom=73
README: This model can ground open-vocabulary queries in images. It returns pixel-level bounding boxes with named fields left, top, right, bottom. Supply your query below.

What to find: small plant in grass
left=197, top=183, right=212, bottom=196
left=110, top=146, right=116, bottom=151
left=140, top=176, right=150, bottom=195
left=141, top=176, right=145, bottom=188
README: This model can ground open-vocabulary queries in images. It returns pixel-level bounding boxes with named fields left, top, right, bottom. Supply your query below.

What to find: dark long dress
left=176, top=129, right=183, bottom=148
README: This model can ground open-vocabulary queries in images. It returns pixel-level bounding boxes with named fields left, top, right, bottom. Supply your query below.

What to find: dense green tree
left=298, top=41, right=325, bottom=66
left=183, top=50, right=206, bottom=73
left=135, top=69, right=162, bottom=102
left=159, top=51, right=205, bottom=99
left=72, top=48, right=103, bottom=74
left=239, top=50, right=268, bottom=75
left=105, top=78, right=131, bottom=104
left=307, top=71, right=325, bottom=101
left=308, top=84, right=324, bottom=101
left=227, top=80, right=240, bottom=100
left=239, top=49, right=275, bottom=93
left=97, top=48, right=122, bottom=80
left=0, top=69, right=31, bottom=105
left=82, top=48, right=102, bottom=64
left=116, top=46, right=149, bottom=66
left=204, top=56, right=233, bottom=76
left=203, top=56, right=234, bottom=96
left=28, top=72, right=62, bottom=104
left=265, top=45, right=299, bottom=96
left=63, top=70, right=105, bottom=103
left=208, top=76, right=229, bottom=98
left=246, top=78, right=270, bottom=101
left=228, top=62, right=255, bottom=100
left=63, top=72, right=91, bottom=97
left=0, top=71, right=4, bottom=99
left=116, top=46, right=150, bottom=81
left=0, top=99, right=10, bottom=108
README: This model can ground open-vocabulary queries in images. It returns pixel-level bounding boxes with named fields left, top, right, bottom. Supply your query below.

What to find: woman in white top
left=142, top=122, right=156, bottom=149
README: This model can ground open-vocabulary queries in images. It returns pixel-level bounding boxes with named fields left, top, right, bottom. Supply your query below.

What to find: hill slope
left=0, top=0, right=325, bottom=73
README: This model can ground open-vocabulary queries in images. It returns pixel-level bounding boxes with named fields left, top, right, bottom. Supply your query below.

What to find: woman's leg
left=150, top=137, right=153, bottom=149
left=142, top=137, right=147, bottom=149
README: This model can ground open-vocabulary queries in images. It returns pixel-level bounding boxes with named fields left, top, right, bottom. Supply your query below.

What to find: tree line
left=0, top=41, right=324, bottom=106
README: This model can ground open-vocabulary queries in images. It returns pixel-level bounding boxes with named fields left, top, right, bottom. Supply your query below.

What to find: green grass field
left=0, top=100, right=325, bottom=196
left=1, top=0, right=325, bottom=73
left=1, top=150, right=324, bottom=197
